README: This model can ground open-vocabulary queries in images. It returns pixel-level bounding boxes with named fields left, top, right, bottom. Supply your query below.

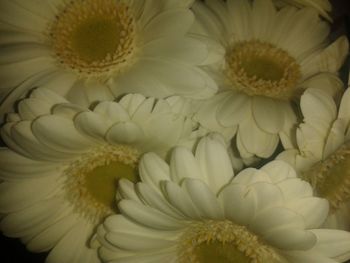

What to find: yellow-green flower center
left=303, top=142, right=350, bottom=212
left=65, top=144, right=139, bottom=223
left=178, top=220, right=283, bottom=263
left=50, top=0, right=136, bottom=77
left=225, top=40, right=301, bottom=100
left=84, top=161, right=138, bottom=210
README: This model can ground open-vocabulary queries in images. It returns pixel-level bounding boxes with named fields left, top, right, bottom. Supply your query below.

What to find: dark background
left=1, top=0, right=350, bottom=262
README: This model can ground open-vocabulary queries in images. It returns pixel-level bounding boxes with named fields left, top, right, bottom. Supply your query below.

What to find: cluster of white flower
left=0, top=0, right=350, bottom=262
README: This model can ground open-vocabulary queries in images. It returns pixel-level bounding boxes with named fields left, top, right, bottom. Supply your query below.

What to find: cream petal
left=45, top=221, right=97, bottom=263
left=118, top=200, right=184, bottom=230
left=93, top=101, right=130, bottom=123
left=296, top=123, right=327, bottom=159
left=233, top=168, right=271, bottom=185
left=0, top=58, right=56, bottom=89
left=276, top=178, right=313, bottom=201
left=227, top=0, right=252, bottom=41
left=142, top=37, right=208, bottom=65
left=251, top=0, right=276, bottom=41
left=136, top=182, right=182, bottom=219
left=323, top=119, right=346, bottom=159
left=163, top=181, right=201, bottom=219
left=301, top=36, right=349, bottom=78
left=106, top=122, right=144, bottom=144
left=286, top=197, right=329, bottom=229
left=0, top=174, right=60, bottom=213
left=300, top=88, right=337, bottom=125
left=26, top=213, right=80, bottom=252
left=252, top=96, right=285, bottom=133
left=182, top=178, right=224, bottom=219
left=195, top=136, right=234, bottom=193
left=219, top=184, right=257, bottom=225
left=261, top=160, right=297, bottom=182
left=74, top=111, right=110, bottom=141
left=217, top=91, right=251, bottom=127
left=169, top=147, right=202, bottom=183
left=338, top=89, right=350, bottom=125
left=309, top=229, right=350, bottom=262
left=118, top=179, right=141, bottom=203
left=32, top=115, right=94, bottom=153
left=142, top=9, right=193, bottom=42
left=0, top=197, right=70, bottom=238
left=0, top=43, right=50, bottom=64
left=237, top=118, right=279, bottom=158
left=139, top=152, right=171, bottom=191
left=0, top=0, right=48, bottom=31
left=17, top=98, right=53, bottom=120
left=8, top=121, right=77, bottom=161
left=249, top=182, right=284, bottom=211
left=0, top=148, right=55, bottom=180
left=283, top=250, right=338, bottom=263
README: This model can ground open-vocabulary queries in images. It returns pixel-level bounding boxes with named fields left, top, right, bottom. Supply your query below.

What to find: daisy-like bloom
left=193, top=0, right=348, bottom=159
left=0, top=87, right=197, bottom=263
left=0, top=0, right=217, bottom=115
left=97, top=136, right=350, bottom=263
left=278, top=84, right=350, bottom=231
left=275, top=0, right=332, bottom=21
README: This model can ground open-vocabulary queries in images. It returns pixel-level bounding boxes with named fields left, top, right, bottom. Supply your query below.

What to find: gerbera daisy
left=193, top=0, right=348, bottom=158
left=0, top=0, right=217, bottom=114
left=0, top=87, right=198, bottom=263
left=278, top=83, right=350, bottom=231
left=97, top=136, right=350, bottom=263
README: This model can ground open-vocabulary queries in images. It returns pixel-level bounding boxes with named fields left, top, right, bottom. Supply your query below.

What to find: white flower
left=0, top=88, right=198, bottom=263
left=97, top=136, right=350, bottom=263
left=0, top=0, right=217, bottom=116
left=278, top=83, right=350, bottom=231
left=275, top=0, right=332, bottom=21
left=193, top=0, right=348, bottom=159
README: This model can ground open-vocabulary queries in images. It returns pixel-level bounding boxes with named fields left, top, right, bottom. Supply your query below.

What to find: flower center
left=178, top=220, right=283, bottom=263
left=302, top=142, right=350, bottom=213
left=225, top=40, right=301, bottom=100
left=64, top=144, right=139, bottom=223
left=50, top=0, right=136, bottom=78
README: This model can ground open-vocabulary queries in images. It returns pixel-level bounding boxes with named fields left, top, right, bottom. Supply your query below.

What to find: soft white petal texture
left=98, top=137, right=350, bottom=262
left=0, top=90, right=200, bottom=263
left=309, top=229, right=350, bottom=262
left=194, top=136, right=234, bottom=193
left=0, top=0, right=216, bottom=115
left=191, top=0, right=348, bottom=159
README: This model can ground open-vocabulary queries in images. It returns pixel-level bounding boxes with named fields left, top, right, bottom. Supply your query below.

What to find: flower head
left=98, top=136, right=350, bottom=263
left=0, top=87, right=199, bottom=263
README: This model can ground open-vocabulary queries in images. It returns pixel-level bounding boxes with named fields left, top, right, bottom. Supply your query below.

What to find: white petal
left=195, top=136, right=234, bottom=193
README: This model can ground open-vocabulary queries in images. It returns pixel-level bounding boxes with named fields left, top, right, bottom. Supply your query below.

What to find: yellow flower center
left=225, top=40, right=301, bottom=100
left=303, top=142, right=350, bottom=212
left=50, top=0, right=136, bottom=78
left=64, top=144, right=139, bottom=223
left=178, top=220, right=284, bottom=263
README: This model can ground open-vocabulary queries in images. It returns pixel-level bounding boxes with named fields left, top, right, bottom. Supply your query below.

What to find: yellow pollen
left=178, top=220, right=283, bottom=263
left=50, top=0, right=136, bottom=78
left=302, top=142, right=350, bottom=212
left=225, top=40, right=301, bottom=100
left=64, top=144, right=140, bottom=223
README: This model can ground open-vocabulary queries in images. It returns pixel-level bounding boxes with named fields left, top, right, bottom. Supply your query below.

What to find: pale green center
left=64, top=144, right=140, bottom=223
left=241, top=57, right=284, bottom=81
left=303, top=143, right=350, bottom=211
left=195, top=241, right=250, bottom=263
left=71, top=17, right=121, bottom=62
left=226, top=40, right=301, bottom=100
left=85, top=161, right=138, bottom=210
